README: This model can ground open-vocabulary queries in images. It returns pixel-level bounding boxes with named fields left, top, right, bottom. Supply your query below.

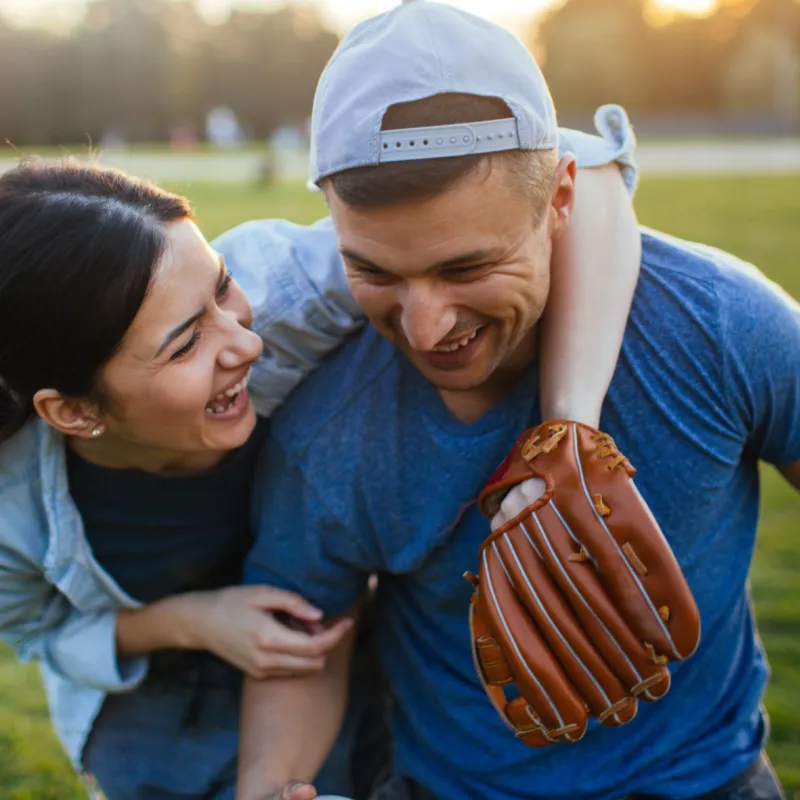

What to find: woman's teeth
left=432, top=328, right=480, bottom=353
left=205, top=369, right=252, bottom=415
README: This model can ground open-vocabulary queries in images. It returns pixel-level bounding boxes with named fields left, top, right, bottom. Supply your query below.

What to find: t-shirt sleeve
left=718, top=260, right=800, bottom=465
left=244, top=434, right=375, bottom=617
left=558, top=104, right=638, bottom=195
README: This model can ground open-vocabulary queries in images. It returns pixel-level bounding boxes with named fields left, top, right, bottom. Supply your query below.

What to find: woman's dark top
left=67, top=420, right=268, bottom=604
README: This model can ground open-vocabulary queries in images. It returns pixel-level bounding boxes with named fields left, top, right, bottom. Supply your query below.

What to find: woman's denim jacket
left=0, top=108, right=636, bottom=769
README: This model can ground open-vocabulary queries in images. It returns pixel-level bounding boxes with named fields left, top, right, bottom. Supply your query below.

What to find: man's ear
left=33, top=389, right=101, bottom=439
left=550, top=155, right=578, bottom=237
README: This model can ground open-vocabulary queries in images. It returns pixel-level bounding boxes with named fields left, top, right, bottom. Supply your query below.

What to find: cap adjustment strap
left=378, top=118, right=521, bottom=163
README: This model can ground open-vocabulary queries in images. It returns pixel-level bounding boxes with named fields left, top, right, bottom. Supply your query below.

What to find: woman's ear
left=32, top=389, right=103, bottom=438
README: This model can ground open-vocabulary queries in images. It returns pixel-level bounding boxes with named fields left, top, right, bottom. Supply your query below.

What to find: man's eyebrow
left=340, top=249, right=385, bottom=272
left=436, top=249, right=502, bottom=269
left=340, top=247, right=502, bottom=273
left=155, top=258, right=226, bottom=357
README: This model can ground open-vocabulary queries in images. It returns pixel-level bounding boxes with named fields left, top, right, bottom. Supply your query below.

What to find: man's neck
left=438, top=330, right=538, bottom=425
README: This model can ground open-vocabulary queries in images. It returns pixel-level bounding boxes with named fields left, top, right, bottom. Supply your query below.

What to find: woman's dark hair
left=0, top=157, right=193, bottom=443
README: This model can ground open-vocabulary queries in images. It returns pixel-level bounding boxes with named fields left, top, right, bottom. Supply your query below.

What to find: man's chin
left=411, top=359, right=490, bottom=393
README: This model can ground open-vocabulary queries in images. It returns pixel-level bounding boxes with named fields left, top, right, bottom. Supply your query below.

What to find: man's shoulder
left=640, top=227, right=786, bottom=300
left=625, top=228, right=799, bottom=446
left=269, top=325, right=401, bottom=458
left=637, top=227, right=795, bottom=338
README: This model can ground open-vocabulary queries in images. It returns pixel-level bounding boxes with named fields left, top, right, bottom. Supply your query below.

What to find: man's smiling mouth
left=431, top=326, right=483, bottom=354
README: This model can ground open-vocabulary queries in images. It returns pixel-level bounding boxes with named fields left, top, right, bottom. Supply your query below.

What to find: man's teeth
left=432, top=328, right=479, bottom=353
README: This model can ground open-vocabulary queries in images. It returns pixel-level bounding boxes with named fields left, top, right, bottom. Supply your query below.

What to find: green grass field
left=0, top=174, right=798, bottom=799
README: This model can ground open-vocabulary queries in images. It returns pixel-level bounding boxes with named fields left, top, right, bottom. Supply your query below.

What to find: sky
left=0, top=0, right=719, bottom=33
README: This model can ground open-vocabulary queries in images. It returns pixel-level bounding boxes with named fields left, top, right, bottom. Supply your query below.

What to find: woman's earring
left=91, top=425, right=104, bottom=438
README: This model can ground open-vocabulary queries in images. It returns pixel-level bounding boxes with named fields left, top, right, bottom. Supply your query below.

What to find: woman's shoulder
left=0, top=419, right=43, bottom=490
left=0, top=420, right=56, bottom=561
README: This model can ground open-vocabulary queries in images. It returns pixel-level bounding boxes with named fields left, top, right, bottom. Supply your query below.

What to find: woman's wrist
left=540, top=391, right=602, bottom=429
left=116, top=592, right=206, bottom=655
left=156, top=592, right=207, bottom=650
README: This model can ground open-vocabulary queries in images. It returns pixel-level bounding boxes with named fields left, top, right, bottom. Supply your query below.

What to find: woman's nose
left=218, top=309, right=263, bottom=369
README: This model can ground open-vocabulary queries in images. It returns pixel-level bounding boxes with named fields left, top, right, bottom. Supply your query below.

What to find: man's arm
left=237, top=610, right=359, bottom=800
left=778, top=460, right=800, bottom=491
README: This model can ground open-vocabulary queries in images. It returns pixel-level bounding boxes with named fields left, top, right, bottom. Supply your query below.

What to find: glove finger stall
left=523, top=504, right=671, bottom=701
left=477, top=547, right=588, bottom=742
left=495, top=527, right=638, bottom=726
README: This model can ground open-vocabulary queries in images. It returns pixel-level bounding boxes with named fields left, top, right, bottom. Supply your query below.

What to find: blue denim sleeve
left=0, top=576, right=147, bottom=692
left=718, top=260, right=800, bottom=465
left=243, top=435, right=373, bottom=617
left=212, top=218, right=365, bottom=419
left=558, top=104, right=638, bottom=195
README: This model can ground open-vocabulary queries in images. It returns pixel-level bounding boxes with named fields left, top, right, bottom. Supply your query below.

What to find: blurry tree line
left=0, top=0, right=798, bottom=146
left=536, top=0, right=800, bottom=130
left=0, top=0, right=338, bottom=145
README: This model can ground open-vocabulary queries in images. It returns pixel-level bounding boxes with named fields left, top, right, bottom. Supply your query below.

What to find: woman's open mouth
left=205, top=368, right=252, bottom=418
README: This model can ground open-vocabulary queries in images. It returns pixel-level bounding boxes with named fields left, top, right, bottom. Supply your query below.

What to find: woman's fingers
left=251, top=651, right=328, bottom=678
left=282, top=782, right=317, bottom=800
left=261, top=781, right=318, bottom=800
left=258, top=615, right=354, bottom=657
left=248, top=585, right=324, bottom=622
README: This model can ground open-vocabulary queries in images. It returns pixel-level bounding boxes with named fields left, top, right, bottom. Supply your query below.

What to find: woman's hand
left=116, top=585, right=353, bottom=680
left=179, top=585, right=354, bottom=679
left=255, top=781, right=319, bottom=800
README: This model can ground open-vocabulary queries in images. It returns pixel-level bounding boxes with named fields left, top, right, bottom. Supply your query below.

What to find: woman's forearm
left=541, top=163, right=641, bottom=427
left=116, top=594, right=197, bottom=656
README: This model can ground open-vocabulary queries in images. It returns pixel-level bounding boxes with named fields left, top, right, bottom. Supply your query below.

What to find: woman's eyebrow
left=155, top=308, right=205, bottom=357
left=155, top=259, right=226, bottom=357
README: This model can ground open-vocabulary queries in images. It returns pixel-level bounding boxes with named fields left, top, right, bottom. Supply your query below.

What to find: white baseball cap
left=309, top=0, right=559, bottom=186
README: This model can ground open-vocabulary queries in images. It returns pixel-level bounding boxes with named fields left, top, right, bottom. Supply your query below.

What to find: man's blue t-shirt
left=246, top=230, right=800, bottom=800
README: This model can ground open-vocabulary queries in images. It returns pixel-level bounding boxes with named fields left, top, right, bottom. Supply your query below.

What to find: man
left=236, top=3, right=800, bottom=799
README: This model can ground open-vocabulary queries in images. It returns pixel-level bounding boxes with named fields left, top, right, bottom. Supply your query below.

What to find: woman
left=0, top=108, right=640, bottom=800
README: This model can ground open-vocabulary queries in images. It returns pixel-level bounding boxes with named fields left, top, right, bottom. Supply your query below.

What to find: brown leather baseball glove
left=466, top=420, right=700, bottom=747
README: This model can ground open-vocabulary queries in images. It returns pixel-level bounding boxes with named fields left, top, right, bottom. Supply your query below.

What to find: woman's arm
left=213, top=218, right=365, bottom=419
left=541, top=104, right=641, bottom=427
left=0, top=555, right=148, bottom=691
left=0, top=552, right=347, bottom=690
left=541, top=162, right=640, bottom=426
left=116, top=585, right=352, bottom=680
left=491, top=107, right=640, bottom=530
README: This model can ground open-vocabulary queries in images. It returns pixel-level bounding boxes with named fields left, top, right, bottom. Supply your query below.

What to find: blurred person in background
left=0, top=104, right=641, bottom=800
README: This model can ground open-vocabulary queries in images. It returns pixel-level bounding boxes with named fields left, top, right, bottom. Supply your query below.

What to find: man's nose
left=400, top=284, right=457, bottom=351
